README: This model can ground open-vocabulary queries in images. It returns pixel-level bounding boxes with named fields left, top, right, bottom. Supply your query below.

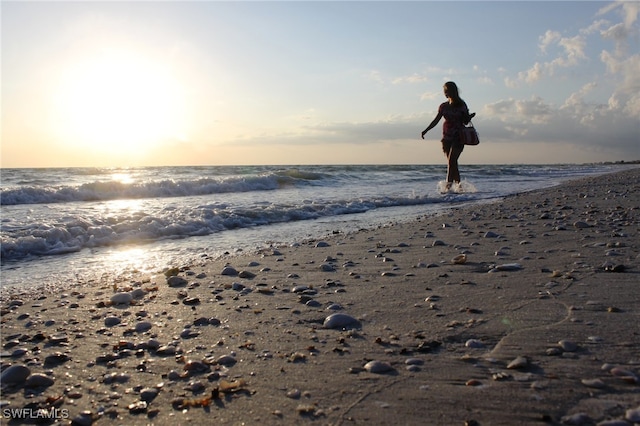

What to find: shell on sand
left=452, top=254, right=467, bottom=264
left=364, top=360, right=393, bottom=374
left=323, top=313, right=360, bottom=329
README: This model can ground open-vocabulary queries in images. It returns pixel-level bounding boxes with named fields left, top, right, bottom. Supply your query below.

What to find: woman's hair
left=444, top=81, right=464, bottom=107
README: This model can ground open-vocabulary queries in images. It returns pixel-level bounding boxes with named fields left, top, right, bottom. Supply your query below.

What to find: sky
left=1, top=1, right=639, bottom=168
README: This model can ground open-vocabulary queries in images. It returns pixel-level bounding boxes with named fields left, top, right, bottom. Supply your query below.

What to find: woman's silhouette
left=421, top=82, right=475, bottom=191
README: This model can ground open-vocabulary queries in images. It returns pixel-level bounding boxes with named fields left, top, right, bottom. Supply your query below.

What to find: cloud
left=392, top=73, right=428, bottom=84
left=538, top=30, right=561, bottom=54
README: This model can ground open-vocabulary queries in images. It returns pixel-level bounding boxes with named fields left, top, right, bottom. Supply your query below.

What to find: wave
left=0, top=169, right=328, bottom=206
left=0, top=192, right=468, bottom=261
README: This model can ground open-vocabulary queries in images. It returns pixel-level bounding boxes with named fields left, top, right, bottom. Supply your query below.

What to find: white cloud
left=538, top=30, right=561, bottom=54
left=392, top=73, right=428, bottom=84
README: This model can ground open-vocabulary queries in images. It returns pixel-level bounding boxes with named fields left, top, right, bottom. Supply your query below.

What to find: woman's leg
left=446, top=144, right=463, bottom=183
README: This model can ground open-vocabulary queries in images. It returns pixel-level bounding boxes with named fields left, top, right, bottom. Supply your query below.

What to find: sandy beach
left=1, top=167, right=638, bottom=426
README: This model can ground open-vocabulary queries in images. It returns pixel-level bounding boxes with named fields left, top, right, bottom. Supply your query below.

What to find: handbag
left=460, top=121, right=480, bottom=145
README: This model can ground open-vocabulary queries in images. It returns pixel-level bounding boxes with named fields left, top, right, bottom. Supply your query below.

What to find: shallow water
left=0, top=163, right=627, bottom=292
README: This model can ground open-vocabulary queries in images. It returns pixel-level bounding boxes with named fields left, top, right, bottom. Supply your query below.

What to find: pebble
left=315, top=241, right=330, bottom=247
left=104, top=316, right=121, bottom=327
left=626, top=407, right=640, bottom=423
left=110, top=292, right=133, bottom=305
left=238, top=270, right=256, bottom=279
left=156, top=345, right=176, bottom=356
left=167, top=276, right=188, bottom=287
left=580, top=378, right=605, bottom=388
left=364, top=360, right=393, bottom=374
left=221, top=266, right=239, bottom=276
left=323, top=313, right=360, bottom=329
left=0, top=364, right=30, bottom=384
left=452, top=254, right=467, bottom=264
left=44, top=352, right=70, bottom=366
left=561, top=413, right=592, bottom=425
left=558, top=339, right=578, bottom=352
left=286, top=388, right=301, bottom=399
left=131, top=288, right=146, bottom=299
left=180, top=328, right=200, bottom=339
left=489, top=263, right=523, bottom=273
left=216, top=354, right=237, bottom=366
left=320, top=263, right=335, bottom=272
left=465, top=339, right=485, bottom=348
left=25, top=373, right=55, bottom=388
left=140, top=387, right=159, bottom=402
left=182, top=297, right=200, bottom=305
left=507, top=356, right=529, bottom=369
left=10, top=348, right=28, bottom=358
left=135, top=321, right=152, bottom=333
left=103, top=372, right=130, bottom=384
left=71, top=412, right=94, bottom=426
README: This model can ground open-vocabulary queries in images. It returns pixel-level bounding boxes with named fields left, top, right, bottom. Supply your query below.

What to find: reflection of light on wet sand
left=105, top=247, right=156, bottom=278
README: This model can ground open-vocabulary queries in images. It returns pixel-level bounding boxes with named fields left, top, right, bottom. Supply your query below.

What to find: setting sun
left=51, top=49, right=188, bottom=159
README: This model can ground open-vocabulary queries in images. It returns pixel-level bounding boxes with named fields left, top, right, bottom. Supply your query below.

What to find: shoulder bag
left=460, top=121, right=480, bottom=145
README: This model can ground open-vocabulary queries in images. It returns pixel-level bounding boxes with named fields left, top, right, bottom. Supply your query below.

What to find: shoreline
left=1, top=168, right=638, bottom=425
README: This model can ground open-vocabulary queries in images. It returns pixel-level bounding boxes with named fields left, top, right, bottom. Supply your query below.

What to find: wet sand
left=1, top=168, right=639, bottom=426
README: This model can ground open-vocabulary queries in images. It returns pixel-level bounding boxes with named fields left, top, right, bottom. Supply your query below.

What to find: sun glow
left=52, top=50, right=188, bottom=161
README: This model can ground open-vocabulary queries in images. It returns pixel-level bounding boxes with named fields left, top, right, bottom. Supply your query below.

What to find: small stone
left=156, top=345, right=176, bottom=356
left=71, top=412, right=94, bottom=426
left=452, top=254, right=467, bottom=264
left=507, top=356, right=528, bottom=370
left=238, top=270, right=256, bottom=279
left=130, top=288, right=146, bottom=299
left=286, top=389, right=301, bottom=399
left=558, top=340, right=578, bottom=352
left=216, top=354, right=237, bottom=366
left=44, top=352, right=70, bottom=366
left=180, top=329, right=200, bottom=339
left=465, top=339, right=484, bottom=349
left=128, top=401, right=147, bottom=414
left=319, top=263, right=335, bottom=272
left=626, top=407, right=640, bottom=423
left=167, top=276, right=188, bottom=287
left=323, top=313, right=360, bottom=329
left=110, top=292, right=133, bottom=305
left=182, top=297, right=200, bottom=306
left=221, top=266, right=239, bottom=276
left=25, top=373, right=55, bottom=388
left=580, top=378, right=605, bottom=389
left=315, top=241, right=330, bottom=248
left=364, top=360, right=393, bottom=374
left=135, top=322, right=152, bottom=333
left=104, top=316, right=121, bottom=327
left=0, top=364, right=30, bottom=384
left=140, top=387, right=159, bottom=402
left=561, top=413, right=592, bottom=425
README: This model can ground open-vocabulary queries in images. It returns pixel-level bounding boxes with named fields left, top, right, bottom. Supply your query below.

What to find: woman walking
left=421, top=81, right=475, bottom=192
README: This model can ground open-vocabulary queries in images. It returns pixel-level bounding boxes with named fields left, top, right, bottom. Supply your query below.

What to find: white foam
left=437, top=180, right=477, bottom=194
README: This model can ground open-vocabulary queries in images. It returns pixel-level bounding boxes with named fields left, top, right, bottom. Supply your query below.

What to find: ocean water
left=0, top=164, right=627, bottom=292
